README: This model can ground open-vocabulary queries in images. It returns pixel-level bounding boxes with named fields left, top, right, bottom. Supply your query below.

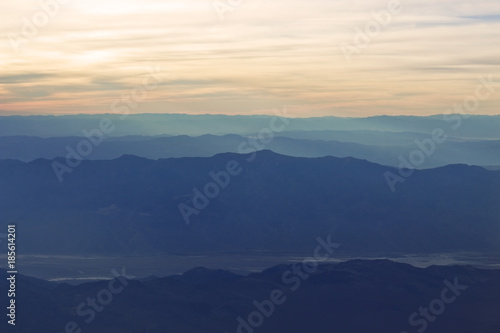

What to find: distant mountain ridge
left=2, top=134, right=500, bottom=168
left=1, top=114, right=500, bottom=138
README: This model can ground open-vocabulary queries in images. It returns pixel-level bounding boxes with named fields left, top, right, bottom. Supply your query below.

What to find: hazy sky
left=1, top=0, right=499, bottom=117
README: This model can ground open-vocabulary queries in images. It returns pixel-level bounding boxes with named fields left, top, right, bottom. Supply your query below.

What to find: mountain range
left=2, top=134, right=500, bottom=168
left=1, top=151, right=499, bottom=256
left=2, top=114, right=500, bottom=138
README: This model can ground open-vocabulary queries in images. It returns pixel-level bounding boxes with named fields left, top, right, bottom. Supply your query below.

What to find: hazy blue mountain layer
left=2, top=134, right=500, bottom=168
left=1, top=114, right=499, bottom=138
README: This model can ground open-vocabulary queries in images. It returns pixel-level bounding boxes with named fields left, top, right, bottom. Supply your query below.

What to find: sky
left=1, top=0, right=500, bottom=117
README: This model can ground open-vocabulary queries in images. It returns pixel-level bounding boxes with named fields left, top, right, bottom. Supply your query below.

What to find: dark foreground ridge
left=1, top=260, right=499, bottom=333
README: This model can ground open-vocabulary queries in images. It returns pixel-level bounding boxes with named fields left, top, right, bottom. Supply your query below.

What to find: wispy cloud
left=0, top=0, right=499, bottom=116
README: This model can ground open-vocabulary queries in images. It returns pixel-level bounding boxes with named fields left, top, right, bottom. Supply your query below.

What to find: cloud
left=0, top=74, right=53, bottom=84
left=0, top=0, right=499, bottom=116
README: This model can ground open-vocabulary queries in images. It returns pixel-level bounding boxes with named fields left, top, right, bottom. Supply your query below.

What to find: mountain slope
left=1, top=151, right=499, bottom=255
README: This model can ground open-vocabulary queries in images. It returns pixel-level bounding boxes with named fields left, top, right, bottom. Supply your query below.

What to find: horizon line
left=1, top=112, right=500, bottom=119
